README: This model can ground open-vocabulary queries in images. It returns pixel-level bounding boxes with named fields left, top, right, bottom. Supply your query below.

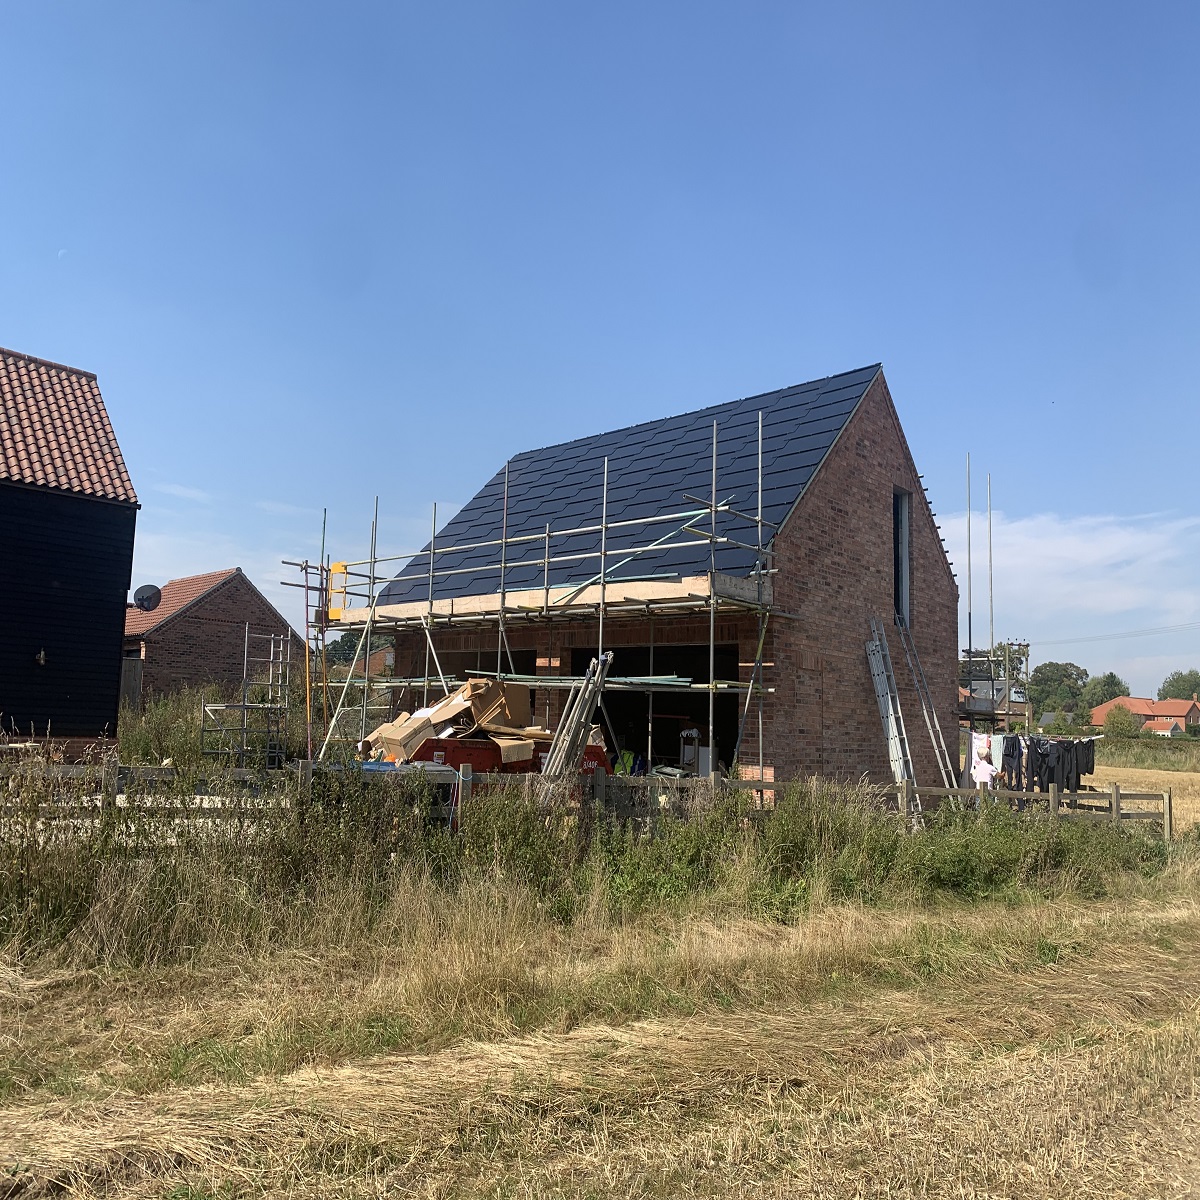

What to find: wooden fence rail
left=0, top=763, right=1174, bottom=840
left=882, top=780, right=1172, bottom=841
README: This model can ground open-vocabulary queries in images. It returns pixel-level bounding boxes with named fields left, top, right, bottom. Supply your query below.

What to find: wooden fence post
left=1110, top=782, right=1121, bottom=826
left=1163, top=790, right=1173, bottom=842
left=299, top=759, right=313, bottom=802
left=593, top=767, right=606, bottom=808
left=101, top=760, right=119, bottom=832
left=1049, top=783, right=1059, bottom=822
left=900, top=779, right=914, bottom=826
left=457, top=764, right=472, bottom=827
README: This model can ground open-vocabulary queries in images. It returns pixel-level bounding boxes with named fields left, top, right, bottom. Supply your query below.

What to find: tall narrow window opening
left=893, top=489, right=911, bottom=626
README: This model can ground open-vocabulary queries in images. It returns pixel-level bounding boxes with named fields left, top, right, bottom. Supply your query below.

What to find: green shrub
left=1103, top=704, right=1143, bottom=741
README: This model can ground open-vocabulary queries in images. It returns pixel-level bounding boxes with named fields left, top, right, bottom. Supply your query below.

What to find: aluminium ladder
left=894, top=617, right=957, bottom=789
left=541, top=652, right=614, bottom=778
left=866, top=617, right=922, bottom=827
left=866, top=617, right=914, bottom=784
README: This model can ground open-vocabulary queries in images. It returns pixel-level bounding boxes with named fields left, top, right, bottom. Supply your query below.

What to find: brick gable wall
left=128, top=573, right=301, bottom=697
left=751, top=372, right=958, bottom=782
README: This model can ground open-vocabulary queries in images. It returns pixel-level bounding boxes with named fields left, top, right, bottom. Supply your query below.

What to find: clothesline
left=967, top=730, right=1099, bottom=793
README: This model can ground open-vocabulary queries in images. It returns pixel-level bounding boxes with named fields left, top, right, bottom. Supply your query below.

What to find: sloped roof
left=0, top=346, right=138, bottom=504
left=380, top=364, right=881, bottom=605
left=125, top=568, right=239, bottom=637
left=1090, top=695, right=1199, bottom=724
left=1090, top=696, right=1150, bottom=724
left=1144, top=718, right=1184, bottom=733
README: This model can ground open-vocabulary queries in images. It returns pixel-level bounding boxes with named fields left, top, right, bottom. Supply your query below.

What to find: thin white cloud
left=255, top=499, right=319, bottom=517
left=942, top=508, right=1200, bottom=695
left=155, top=482, right=212, bottom=503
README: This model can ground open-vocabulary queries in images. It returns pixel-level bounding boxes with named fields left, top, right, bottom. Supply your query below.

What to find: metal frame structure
left=286, top=418, right=777, bottom=775
left=200, top=626, right=293, bottom=769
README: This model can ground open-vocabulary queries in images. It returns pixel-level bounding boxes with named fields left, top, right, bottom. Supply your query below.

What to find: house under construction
left=303, top=364, right=959, bottom=784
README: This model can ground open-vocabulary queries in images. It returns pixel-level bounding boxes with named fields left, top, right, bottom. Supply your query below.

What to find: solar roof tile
left=379, top=365, right=880, bottom=605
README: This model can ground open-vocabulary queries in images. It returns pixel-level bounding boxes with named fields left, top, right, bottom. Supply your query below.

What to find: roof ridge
left=160, top=566, right=239, bottom=588
left=505, top=363, right=883, bottom=466
left=0, top=345, right=98, bottom=380
left=379, top=364, right=888, bottom=608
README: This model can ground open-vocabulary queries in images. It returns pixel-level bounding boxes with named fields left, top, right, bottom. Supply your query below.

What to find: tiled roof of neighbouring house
left=124, top=568, right=239, bottom=637
left=1091, top=696, right=1200, bottom=724
left=380, top=364, right=881, bottom=605
left=0, top=346, right=138, bottom=505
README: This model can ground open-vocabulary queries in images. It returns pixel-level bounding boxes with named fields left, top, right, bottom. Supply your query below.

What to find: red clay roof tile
left=0, top=346, right=137, bottom=504
left=125, top=568, right=240, bottom=637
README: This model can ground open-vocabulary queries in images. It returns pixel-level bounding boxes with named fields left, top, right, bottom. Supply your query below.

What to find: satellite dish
left=133, top=584, right=162, bottom=612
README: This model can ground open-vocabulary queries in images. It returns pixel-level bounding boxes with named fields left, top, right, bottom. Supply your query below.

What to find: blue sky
left=3, top=1, right=1198, bottom=694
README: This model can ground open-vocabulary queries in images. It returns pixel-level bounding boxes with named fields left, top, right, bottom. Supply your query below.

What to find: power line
left=1032, top=620, right=1200, bottom=648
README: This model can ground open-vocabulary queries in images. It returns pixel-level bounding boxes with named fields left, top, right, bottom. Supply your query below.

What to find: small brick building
left=338, top=365, right=958, bottom=784
left=123, top=568, right=301, bottom=705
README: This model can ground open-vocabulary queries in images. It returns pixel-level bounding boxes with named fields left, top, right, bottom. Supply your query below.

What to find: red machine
left=408, top=738, right=611, bottom=775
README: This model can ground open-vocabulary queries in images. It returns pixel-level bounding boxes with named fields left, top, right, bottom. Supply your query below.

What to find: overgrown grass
left=118, top=683, right=311, bottom=773
left=1096, top=735, right=1200, bottom=773
left=0, top=768, right=1169, bottom=967
left=117, top=686, right=224, bottom=773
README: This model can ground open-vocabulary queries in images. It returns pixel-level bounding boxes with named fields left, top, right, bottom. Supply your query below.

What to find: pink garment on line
left=971, top=757, right=1000, bottom=787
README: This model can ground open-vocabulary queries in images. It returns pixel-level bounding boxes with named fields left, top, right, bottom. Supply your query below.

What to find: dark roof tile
left=380, top=364, right=880, bottom=605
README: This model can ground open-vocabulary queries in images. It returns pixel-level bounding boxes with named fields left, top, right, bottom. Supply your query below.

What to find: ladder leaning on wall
left=894, top=617, right=956, bottom=789
left=866, top=617, right=914, bottom=788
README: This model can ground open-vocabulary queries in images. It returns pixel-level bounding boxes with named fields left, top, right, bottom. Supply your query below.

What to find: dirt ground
left=1086, top=764, right=1200, bottom=831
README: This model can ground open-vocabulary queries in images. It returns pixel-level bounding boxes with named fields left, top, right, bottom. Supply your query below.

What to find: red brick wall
left=130, top=572, right=302, bottom=697
left=392, top=614, right=757, bottom=732
left=756, top=372, right=959, bottom=782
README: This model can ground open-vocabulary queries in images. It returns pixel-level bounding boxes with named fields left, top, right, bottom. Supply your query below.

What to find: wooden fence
left=882, top=780, right=1173, bottom=841
left=0, top=763, right=1174, bottom=841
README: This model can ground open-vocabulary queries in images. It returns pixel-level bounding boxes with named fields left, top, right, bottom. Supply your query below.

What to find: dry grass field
left=2, top=768, right=1194, bottom=1198
left=5, top=882, right=1200, bottom=1198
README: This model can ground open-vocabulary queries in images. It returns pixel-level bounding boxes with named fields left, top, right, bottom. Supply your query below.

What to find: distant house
left=123, top=568, right=302, bottom=705
left=1143, top=718, right=1185, bottom=738
left=1090, top=695, right=1200, bottom=729
left=1150, top=698, right=1200, bottom=727
left=0, top=347, right=138, bottom=739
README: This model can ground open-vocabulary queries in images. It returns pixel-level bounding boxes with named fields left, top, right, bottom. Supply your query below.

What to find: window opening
left=893, top=490, right=911, bottom=626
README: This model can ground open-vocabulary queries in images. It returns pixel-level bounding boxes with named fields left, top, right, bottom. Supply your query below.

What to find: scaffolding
left=200, top=626, right=292, bottom=769
left=285, top=417, right=777, bottom=777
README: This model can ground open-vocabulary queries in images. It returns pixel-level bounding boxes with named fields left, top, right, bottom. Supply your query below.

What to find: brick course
left=753, top=373, right=958, bottom=782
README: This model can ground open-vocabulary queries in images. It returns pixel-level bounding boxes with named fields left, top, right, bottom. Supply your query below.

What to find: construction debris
left=360, top=666, right=614, bottom=777
left=361, top=677, right=552, bottom=771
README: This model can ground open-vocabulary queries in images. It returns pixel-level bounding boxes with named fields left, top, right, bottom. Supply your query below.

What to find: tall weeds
left=0, top=768, right=1170, bottom=967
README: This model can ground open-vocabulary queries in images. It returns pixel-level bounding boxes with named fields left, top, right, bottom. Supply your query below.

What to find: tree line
left=1024, top=663, right=1200, bottom=728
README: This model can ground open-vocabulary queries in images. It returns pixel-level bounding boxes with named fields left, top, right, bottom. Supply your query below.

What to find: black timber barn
left=0, top=347, right=139, bottom=739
